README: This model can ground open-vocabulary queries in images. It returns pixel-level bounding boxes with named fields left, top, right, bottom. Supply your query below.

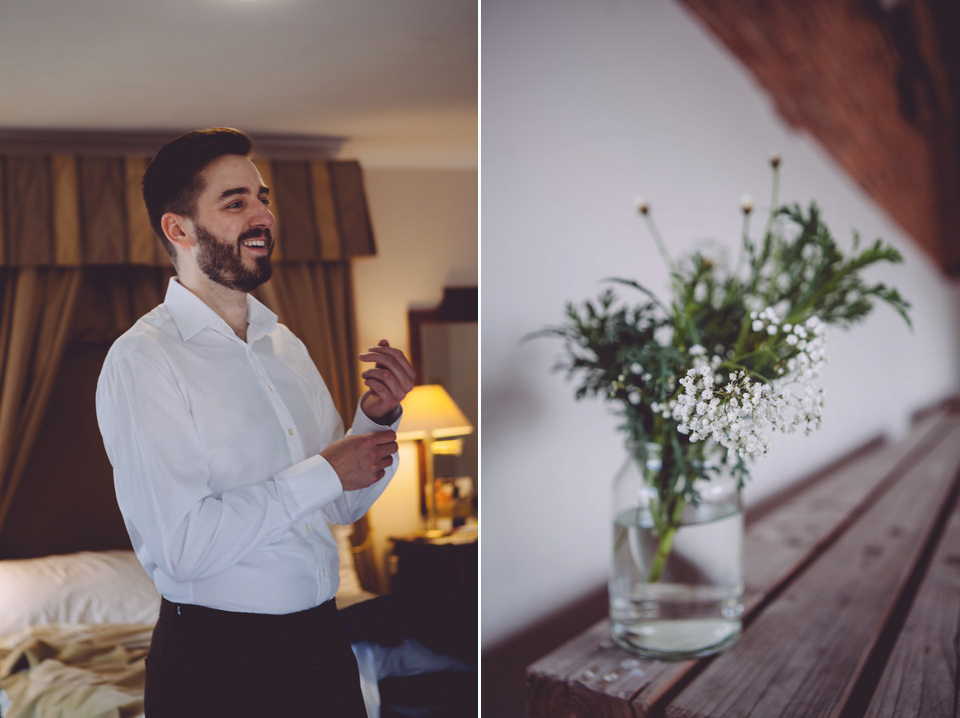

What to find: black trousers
left=145, top=597, right=366, bottom=717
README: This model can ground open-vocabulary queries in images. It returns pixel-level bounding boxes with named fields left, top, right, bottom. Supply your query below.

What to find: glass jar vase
left=610, top=442, right=744, bottom=660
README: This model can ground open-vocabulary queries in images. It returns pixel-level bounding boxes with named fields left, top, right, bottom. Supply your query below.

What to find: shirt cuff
left=274, top=454, right=343, bottom=519
left=352, top=402, right=402, bottom=434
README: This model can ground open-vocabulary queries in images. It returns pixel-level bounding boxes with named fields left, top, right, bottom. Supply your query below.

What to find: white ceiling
left=0, top=0, right=477, bottom=167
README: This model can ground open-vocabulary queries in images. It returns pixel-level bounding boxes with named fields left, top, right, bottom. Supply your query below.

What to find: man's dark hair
left=142, top=128, right=254, bottom=260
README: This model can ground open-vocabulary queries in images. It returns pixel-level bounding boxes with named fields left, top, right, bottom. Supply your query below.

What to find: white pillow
left=0, top=534, right=372, bottom=637
left=0, top=550, right=161, bottom=637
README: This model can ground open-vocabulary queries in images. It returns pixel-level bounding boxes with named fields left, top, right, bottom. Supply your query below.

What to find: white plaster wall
left=351, top=166, right=478, bottom=589
left=481, top=0, right=960, bottom=649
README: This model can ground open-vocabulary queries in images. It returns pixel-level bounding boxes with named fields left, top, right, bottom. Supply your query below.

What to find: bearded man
left=96, top=128, right=413, bottom=717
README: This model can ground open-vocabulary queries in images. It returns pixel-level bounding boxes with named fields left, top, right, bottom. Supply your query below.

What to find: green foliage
left=533, top=159, right=912, bottom=521
left=766, top=203, right=911, bottom=330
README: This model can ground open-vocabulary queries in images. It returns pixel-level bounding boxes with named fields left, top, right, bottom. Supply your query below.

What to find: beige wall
left=351, top=166, right=478, bottom=590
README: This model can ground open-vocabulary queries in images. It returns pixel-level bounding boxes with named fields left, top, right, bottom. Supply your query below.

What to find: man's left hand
left=359, top=339, right=415, bottom=424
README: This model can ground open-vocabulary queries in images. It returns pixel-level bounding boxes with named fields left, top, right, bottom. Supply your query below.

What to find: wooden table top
left=526, top=406, right=960, bottom=717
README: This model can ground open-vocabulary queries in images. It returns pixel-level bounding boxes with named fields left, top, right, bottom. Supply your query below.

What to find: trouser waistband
left=158, top=596, right=336, bottom=627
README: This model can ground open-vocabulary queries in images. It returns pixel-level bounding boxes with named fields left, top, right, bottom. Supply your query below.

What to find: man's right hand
left=320, top=430, right=398, bottom=491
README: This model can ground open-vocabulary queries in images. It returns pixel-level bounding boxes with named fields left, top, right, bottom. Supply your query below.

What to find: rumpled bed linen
left=0, top=623, right=152, bottom=718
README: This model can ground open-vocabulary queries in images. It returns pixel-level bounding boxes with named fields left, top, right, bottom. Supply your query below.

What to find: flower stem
left=644, top=213, right=675, bottom=274
left=762, top=162, right=781, bottom=240
left=647, top=495, right=686, bottom=583
left=647, top=523, right=677, bottom=583
left=734, top=210, right=751, bottom=280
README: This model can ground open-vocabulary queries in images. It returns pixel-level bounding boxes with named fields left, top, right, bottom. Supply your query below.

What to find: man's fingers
left=360, top=359, right=412, bottom=399
left=369, top=429, right=396, bottom=442
left=365, top=433, right=397, bottom=468
left=322, top=431, right=398, bottom=491
left=366, top=436, right=397, bottom=455
left=362, top=368, right=404, bottom=398
left=361, top=353, right=412, bottom=384
left=360, top=344, right=415, bottom=382
left=366, top=441, right=395, bottom=475
left=357, top=339, right=416, bottom=422
left=381, top=441, right=399, bottom=455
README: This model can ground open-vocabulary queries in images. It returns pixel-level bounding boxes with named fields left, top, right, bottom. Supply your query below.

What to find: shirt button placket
left=249, top=350, right=304, bottom=462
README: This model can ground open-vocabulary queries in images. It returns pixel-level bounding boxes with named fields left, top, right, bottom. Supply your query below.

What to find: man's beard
left=194, top=224, right=273, bottom=293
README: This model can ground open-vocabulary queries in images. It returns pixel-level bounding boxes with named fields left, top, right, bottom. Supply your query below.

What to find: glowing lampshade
left=396, top=385, right=473, bottom=441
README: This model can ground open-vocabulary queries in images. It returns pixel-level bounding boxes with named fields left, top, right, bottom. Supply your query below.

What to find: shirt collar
left=164, top=277, right=278, bottom=342
left=245, top=292, right=279, bottom=341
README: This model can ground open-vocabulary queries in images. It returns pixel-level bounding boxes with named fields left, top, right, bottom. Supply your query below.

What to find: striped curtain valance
left=0, top=155, right=376, bottom=267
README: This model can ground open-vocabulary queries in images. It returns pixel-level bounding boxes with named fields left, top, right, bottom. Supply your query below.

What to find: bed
left=0, top=524, right=475, bottom=718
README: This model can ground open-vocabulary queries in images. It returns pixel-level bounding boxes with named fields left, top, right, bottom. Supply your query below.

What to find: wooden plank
left=526, top=408, right=955, bottom=717
left=526, top=621, right=611, bottom=687
left=526, top=620, right=688, bottom=717
left=862, top=490, right=960, bottom=717
left=740, top=409, right=954, bottom=610
left=526, top=622, right=647, bottom=717
left=663, top=421, right=960, bottom=718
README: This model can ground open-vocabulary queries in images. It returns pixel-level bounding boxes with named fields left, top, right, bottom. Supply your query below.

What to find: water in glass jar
left=610, top=505, right=744, bottom=659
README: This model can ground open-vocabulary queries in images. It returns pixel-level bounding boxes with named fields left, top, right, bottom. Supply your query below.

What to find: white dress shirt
left=96, top=278, right=398, bottom=614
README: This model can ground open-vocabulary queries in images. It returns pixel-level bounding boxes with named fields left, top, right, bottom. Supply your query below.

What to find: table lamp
left=396, top=384, right=474, bottom=532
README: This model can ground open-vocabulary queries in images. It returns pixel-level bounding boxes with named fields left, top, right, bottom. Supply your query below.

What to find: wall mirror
left=408, top=287, right=478, bottom=522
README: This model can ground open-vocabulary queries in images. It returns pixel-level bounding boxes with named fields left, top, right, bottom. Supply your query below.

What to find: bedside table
left=344, top=529, right=479, bottom=718
left=388, top=529, right=478, bottom=594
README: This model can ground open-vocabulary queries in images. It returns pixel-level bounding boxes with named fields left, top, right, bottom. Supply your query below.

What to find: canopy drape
left=0, top=268, right=83, bottom=530
left=0, top=154, right=376, bottom=267
left=0, top=150, right=374, bottom=546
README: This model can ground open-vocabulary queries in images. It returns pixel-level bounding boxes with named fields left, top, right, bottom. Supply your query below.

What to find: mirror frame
left=407, top=286, right=478, bottom=516
left=408, top=286, right=478, bottom=384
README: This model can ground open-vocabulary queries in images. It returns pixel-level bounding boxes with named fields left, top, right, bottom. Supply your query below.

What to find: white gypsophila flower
left=654, top=325, right=674, bottom=346
left=668, top=322, right=828, bottom=457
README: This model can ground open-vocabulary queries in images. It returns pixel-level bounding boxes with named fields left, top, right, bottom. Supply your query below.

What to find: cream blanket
left=0, top=623, right=152, bottom=718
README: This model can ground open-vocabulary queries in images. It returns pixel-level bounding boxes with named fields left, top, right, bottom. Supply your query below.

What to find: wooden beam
left=675, top=0, right=960, bottom=276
